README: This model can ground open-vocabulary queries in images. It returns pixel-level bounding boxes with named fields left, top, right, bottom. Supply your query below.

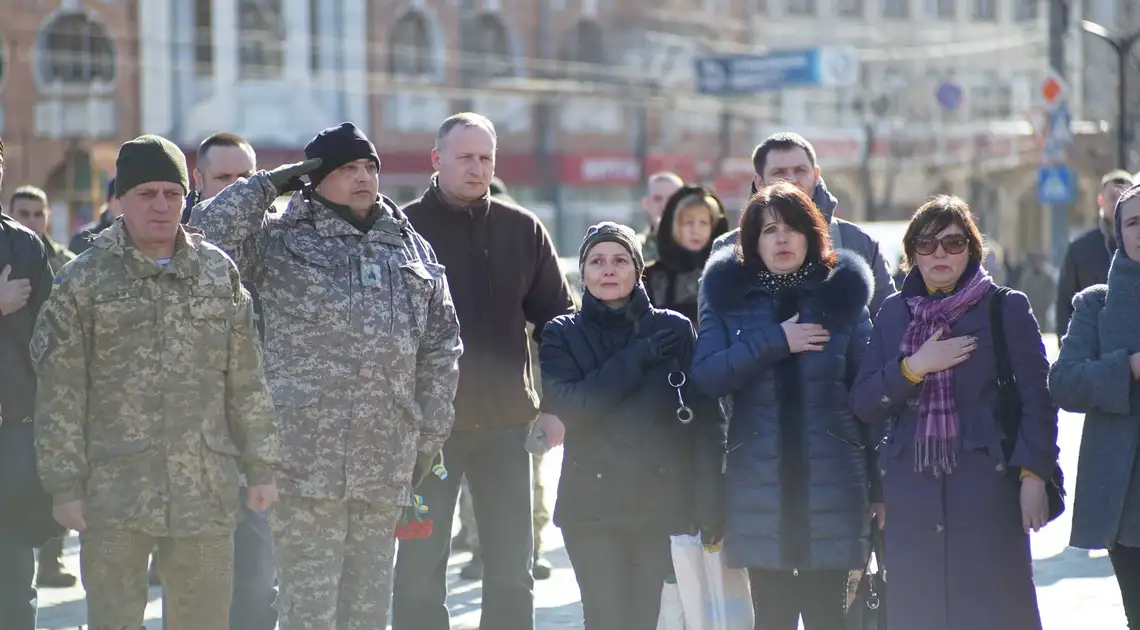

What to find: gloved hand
left=267, top=158, right=323, bottom=194
left=638, top=329, right=681, bottom=366
left=412, top=450, right=443, bottom=488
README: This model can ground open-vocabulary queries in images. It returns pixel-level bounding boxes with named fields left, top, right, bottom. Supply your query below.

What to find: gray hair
left=435, top=112, right=497, bottom=150
left=647, top=171, right=683, bottom=188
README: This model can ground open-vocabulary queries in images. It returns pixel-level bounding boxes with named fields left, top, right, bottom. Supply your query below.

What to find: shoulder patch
left=30, top=323, right=51, bottom=364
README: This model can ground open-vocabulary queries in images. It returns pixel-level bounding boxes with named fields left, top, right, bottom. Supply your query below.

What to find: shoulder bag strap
left=988, top=286, right=1022, bottom=448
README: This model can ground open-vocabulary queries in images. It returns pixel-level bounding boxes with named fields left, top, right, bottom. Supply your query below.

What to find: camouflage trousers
left=458, top=453, right=550, bottom=556
left=271, top=495, right=403, bottom=630
left=80, top=527, right=233, bottom=630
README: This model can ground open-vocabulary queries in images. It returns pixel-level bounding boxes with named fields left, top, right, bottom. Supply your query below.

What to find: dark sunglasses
left=913, top=234, right=969, bottom=256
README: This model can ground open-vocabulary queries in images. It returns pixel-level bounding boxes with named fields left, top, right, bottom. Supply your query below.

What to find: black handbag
left=990, top=287, right=1066, bottom=522
left=845, top=529, right=886, bottom=630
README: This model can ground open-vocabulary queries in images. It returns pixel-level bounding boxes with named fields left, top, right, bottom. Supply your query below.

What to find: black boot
left=36, top=537, right=77, bottom=588
left=459, top=555, right=483, bottom=580
left=532, top=552, right=553, bottom=580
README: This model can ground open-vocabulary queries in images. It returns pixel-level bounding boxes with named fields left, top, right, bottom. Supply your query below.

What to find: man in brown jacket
left=393, top=112, right=574, bottom=630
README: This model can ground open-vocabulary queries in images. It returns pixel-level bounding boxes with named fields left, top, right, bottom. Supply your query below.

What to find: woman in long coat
left=541, top=222, right=724, bottom=629
left=691, top=183, right=878, bottom=629
left=643, top=185, right=730, bottom=322
left=849, top=195, right=1057, bottom=630
left=1048, top=184, right=1140, bottom=627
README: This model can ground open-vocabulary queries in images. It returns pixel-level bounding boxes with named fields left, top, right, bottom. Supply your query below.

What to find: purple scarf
left=900, top=267, right=994, bottom=476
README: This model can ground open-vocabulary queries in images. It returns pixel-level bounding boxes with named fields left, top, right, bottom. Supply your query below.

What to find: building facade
left=135, top=0, right=1116, bottom=259
left=0, top=0, right=141, bottom=242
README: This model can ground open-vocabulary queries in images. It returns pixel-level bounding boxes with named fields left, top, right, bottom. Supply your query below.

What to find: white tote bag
left=657, top=578, right=688, bottom=630
left=667, top=534, right=754, bottom=630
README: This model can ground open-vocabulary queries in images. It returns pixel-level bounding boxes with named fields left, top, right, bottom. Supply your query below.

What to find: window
left=971, top=0, right=996, bottom=21
left=238, top=0, right=285, bottom=79
left=388, top=12, right=434, bottom=77
left=460, top=14, right=514, bottom=81
left=837, top=0, right=864, bottom=17
left=882, top=0, right=909, bottom=18
left=1014, top=0, right=1037, bottom=21
left=194, top=0, right=212, bottom=76
left=37, top=11, right=116, bottom=85
left=785, top=0, right=816, bottom=16
left=559, top=20, right=607, bottom=83
left=927, top=0, right=955, bottom=19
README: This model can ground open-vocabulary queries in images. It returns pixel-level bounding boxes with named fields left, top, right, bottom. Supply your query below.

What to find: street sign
left=935, top=81, right=963, bottom=112
left=1038, top=165, right=1076, bottom=205
left=695, top=46, right=859, bottom=95
left=1040, top=69, right=1069, bottom=108
left=1041, top=105, right=1074, bottom=163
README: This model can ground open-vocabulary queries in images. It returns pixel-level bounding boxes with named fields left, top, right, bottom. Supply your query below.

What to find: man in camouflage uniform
left=190, top=121, right=462, bottom=629
left=9, top=186, right=76, bottom=276
left=31, top=134, right=280, bottom=630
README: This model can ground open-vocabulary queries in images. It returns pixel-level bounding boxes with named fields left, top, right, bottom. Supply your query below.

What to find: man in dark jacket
left=711, top=132, right=896, bottom=318
left=68, top=178, right=120, bottom=255
left=393, top=113, right=575, bottom=630
left=0, top=136, right=56, bottom=630
left=1055, top=169, right=1133, bottom=339
left=180, top=131, right=275, bottom=629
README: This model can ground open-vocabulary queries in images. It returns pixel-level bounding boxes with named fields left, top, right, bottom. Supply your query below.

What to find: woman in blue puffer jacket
left=691, top=182, right=881, bottom=630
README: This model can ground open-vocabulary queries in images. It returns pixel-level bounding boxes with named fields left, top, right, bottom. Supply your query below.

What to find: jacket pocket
left=188, top=294, right=234, bottom=370
left=85, top=440, right=155, bottom=527
left=201, top=432, right=241, bottom=521
left=272, top=387, right=324, bottom=478
left=92, top=288, right=152, bottom=364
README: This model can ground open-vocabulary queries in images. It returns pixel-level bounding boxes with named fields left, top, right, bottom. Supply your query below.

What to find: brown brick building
left=0, top=0, right=141, bottom=241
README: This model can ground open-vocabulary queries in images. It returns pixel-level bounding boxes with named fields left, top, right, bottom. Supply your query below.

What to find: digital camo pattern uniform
left=190, top=173, right=462, bottom=629
left=30, top=220, right=278, bottom=629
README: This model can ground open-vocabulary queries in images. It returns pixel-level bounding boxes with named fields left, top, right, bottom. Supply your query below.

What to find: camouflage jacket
left=44, top=236, right=76, bottom=275
left=31, top=220, right=279, bottom=537
left=190, top=174, right=462, bottom=505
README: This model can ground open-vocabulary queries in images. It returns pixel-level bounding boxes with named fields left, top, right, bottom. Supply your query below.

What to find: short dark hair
left=751, top=132, right=817, bottom=176
left=1101, top=169, right=1134, bottom=190
left=738, top=182, right=836, bottom=271
left=196, top=132, right=253, bottom=168
left=10, top=185, right=48, bottom=207
left=901, top=195, right=986, bottom=271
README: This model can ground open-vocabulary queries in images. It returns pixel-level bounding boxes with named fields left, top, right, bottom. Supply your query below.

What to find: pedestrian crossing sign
left=1038, top=165, right=1075, bottom=205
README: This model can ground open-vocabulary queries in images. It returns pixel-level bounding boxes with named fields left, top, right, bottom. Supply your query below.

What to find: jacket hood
left=654, top=185, right=730, bottom=272
left=700, top=245, right=873, bottom=318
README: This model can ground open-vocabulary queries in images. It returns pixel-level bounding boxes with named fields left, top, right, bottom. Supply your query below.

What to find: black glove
left=412, top=450, right=443, bottom=488
left=267, top=158, right=323, bottom=194
left=639, top=329, right=682, bottom=366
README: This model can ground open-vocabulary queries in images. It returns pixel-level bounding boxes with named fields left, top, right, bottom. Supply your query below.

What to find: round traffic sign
left=935, top=81, right=963, bottom=112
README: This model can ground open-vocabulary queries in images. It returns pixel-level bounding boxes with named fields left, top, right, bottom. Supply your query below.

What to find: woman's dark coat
left=690, top=247, right=876, bottom=571
left=643, top=186, right=730, bottom=323
left=849, top=267, right=1055, bottom=630
left=540, top=284, right=725, bottom=534
left=1049, top=252, right=1140, bottom=550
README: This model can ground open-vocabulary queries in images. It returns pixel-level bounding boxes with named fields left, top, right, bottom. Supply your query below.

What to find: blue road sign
left=695, top=46, right=858, bottom=95
left=1041, top=104, right=1073, bottom=165
left=1038, top=165, right=1076, bottom=205
left=935, top=81, right=963, bottom=112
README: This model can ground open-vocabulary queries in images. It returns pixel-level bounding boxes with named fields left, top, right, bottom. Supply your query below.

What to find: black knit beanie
left=579, top=221, right=645, bottom=277
left=114, top=135, right=189, bottom=197
left=304, top=122, right=380, bottom=187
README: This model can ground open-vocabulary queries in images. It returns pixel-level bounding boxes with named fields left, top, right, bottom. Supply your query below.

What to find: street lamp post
left=1081, top=19, right=1140, bottom=169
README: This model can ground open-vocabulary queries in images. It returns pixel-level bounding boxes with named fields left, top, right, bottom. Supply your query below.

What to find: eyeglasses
left=913, top=234, right=969, bottom=256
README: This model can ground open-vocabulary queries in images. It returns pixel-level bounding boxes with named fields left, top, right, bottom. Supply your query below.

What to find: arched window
left=37, top=12, right=115, bottom=86
left=559, top=20, right=607, bottom=83
left=461, top=14, right=514, bottom=82
left=238, top=0, right=285, bottom=79
left=388, top=11, right=434, bottom=78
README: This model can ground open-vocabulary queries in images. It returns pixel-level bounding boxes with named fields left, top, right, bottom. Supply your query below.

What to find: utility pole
left=1048, top=0, right=1071, bottom=266
left=533, top=0, right=565, bottom=252
left=1080, top=19, right=1140, bottom=169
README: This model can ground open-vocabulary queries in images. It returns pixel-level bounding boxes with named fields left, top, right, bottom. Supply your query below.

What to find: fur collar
left=700, top=246, right=873, bottom=319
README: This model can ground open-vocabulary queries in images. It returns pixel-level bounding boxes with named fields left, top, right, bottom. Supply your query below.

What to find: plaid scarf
left=900, top=266, right=994, bottom=476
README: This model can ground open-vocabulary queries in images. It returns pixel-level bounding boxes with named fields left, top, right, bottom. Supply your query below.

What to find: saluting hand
left=267, top=158, right=323, bottom=195
left=781, top=314, right=830, bottom=353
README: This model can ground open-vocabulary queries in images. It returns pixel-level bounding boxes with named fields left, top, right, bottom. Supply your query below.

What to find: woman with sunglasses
left=691, top=183, right=878, bottom=629
left=850, top=195, right=1057, bottom=630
